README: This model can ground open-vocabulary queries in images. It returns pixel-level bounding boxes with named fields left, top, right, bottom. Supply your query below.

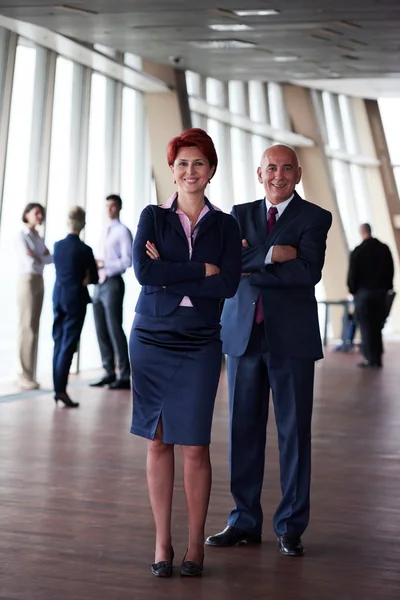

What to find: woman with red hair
left=130, top=128, right=241, bottom=577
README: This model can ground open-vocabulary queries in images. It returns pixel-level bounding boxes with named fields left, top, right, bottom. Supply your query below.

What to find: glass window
left=36, top=56, right=75, bottom=379
left=321, top=92, right=343, bottom=151
left=206, top=78, right=225, bottom=107
left=185, top=71, right=202, bottom=98
left=0, top=42, right=37, bottom=382
left=78, top=72, right=108, bottom=371
left=228, top=81, right=247, bottom=116
left=378, top=98, right=400, bottom=164
left=268, top=83, right=290, bottom=130
left=124, top=52, right=142, bottom=70
left=248, top=81, right=268, bottom=124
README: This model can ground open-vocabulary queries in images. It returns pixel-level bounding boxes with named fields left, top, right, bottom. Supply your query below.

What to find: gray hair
left=68, top=206, right=86, bottom=233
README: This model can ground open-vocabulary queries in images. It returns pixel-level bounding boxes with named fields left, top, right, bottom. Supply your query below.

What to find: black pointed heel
left=180, top=550, right=203, bottom=577
left=54, top=394, right=79, bottom=408
left=151, top=547, right=174, bottom=577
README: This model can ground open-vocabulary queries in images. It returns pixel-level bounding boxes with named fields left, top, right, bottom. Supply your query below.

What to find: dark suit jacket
left=221, top=192, right=332, bottom=358
left=133, top=203, right=242, bottom=325
left=347, top=237, right=394, bottom=295
left=53, top=234, right=99, bottom=312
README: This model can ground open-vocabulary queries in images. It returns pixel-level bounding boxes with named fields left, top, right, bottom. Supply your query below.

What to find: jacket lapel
left=195, top=211, right=219, bottom=242
left=164, top=210, right=187, bottom=242
left=266, top=193, right=303, bottom=247
left=253, top=200, right=267, bottom=245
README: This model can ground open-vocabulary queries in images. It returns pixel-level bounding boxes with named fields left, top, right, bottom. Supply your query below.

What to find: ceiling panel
left=0, top=0, right=399, bottom=83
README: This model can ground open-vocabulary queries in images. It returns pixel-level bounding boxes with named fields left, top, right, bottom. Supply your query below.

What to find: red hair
left=166, top=128, right=218, bottom=176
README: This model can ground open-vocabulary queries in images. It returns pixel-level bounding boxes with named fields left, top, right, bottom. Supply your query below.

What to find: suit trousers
left=18, top=274, right=44, bottom=382
left=53, top=305, right=86, bottom=394
left=92, top=276, right=130, bottom=380
left=227, top=322, right=315, bottom=537
left=355, top=289, right=387, bottom=366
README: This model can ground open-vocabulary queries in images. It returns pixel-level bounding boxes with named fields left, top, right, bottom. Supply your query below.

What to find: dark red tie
left=254, top=206, right=278, bottom=324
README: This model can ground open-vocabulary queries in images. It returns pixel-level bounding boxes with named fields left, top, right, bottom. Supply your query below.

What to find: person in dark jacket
left=347, top=223, right=394, bottom=368
left=52, top=206, right=99, bottom=407
left=130, top=128, right=241, bottom=578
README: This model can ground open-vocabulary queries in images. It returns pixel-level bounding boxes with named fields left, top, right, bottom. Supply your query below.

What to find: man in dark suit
left=206, top=145, right=332, bottom=556
left=53, top=206, right=99, bottom=407
left=347, top=223, right=394, bottom=369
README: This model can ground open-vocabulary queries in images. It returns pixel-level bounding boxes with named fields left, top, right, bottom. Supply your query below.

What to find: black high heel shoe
left=151, top=547, right=174, bottom=578
left=180, top=549, right=203, bottom=577
left=54, top=393, right=79, bottom=408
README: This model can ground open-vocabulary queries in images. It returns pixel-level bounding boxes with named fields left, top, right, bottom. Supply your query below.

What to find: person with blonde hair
left=52, top=206, right=98, bottom=407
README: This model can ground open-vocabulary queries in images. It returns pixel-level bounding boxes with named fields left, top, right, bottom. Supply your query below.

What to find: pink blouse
left=160, top=193, right=220, bottom=306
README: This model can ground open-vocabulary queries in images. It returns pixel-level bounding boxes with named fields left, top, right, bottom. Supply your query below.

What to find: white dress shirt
left=264, top=194, right=294, bottom=264
left=97, top=219, right=133, bottom=282
left=17, top=225, right=53, bottom=275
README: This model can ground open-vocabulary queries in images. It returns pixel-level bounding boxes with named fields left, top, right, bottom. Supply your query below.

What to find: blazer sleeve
left=231, top=205, right=267, bottom=272
left=165, top=216, right=242, bottom=299
left=85, top=245, right=99, bottom=285
left=347, top=248, right=358, bottom=294
left=133, top=206, right=206, bottom=286
left=249, top=211, right=332, bottom=289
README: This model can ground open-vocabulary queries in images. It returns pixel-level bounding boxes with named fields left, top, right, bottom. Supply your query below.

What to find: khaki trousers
left=18, top=274, right=44, bottom=381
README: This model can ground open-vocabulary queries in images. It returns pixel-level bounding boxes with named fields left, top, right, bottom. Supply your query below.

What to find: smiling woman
left=129, top=128, right=241, bottom=578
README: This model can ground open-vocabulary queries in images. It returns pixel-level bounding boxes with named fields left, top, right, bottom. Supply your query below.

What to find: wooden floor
left=1, top=345, right=400, bottom=600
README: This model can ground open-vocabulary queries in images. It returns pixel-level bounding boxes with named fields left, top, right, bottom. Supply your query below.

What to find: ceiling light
left=209, top=24, right=253, bottom=31
left=54, top=4, right=97, bottom=15
left=188, top=39, right=256, bottom=49
left=273, top=56, right=299, bottom=62
left=234, top=9, right=280, bottom=17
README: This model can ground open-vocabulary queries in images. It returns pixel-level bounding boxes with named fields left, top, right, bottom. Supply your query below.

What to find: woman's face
left=25, top=207, right=44, bottom=228
left=170, top=146, right=215, bottom=196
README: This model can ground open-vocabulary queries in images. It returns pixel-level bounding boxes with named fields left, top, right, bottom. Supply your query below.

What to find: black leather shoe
left=205, top=526, right=261, bottom=547
left=277, top=534, right=304, bottom=557
left=180, top=550, right=203, bottom=577
left=357, top=360, right=382, bottom=369
left=151, top=547, right=174, bottom=578
left=89, top=374, right=116, bottom=387
left=108, top=379, right=130, bottom=390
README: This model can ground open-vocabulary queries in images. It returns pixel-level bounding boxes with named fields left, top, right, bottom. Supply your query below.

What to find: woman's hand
left=205, top=263, right=220, bottom=276
left=146, top=241, right=160, bottom=260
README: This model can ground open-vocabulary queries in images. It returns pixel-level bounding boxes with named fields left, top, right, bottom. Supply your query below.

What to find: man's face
left=257, top=145, right=302, bottom=205
left=106, top=200, right=120, bottom=220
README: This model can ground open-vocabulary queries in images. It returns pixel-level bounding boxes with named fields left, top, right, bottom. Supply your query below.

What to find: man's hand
left=146, top=241, right=160, bottom=260
left=271, top=245, right=297, bottom=263
left=205, top=263, right=220, bottom=276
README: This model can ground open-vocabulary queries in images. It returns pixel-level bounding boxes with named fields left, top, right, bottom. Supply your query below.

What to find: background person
left=90, top=194, right=133, bottom=390
left=52, top=206, right=98, bottom=408
left=347, top=223, right=394, bottom=368
left=17, top=202, right=52, bottom=390
left=130, top=128, right=241, bottom=577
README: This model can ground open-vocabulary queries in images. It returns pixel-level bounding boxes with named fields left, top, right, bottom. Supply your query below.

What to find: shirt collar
left=264, top=193, right=294, bottom=216
left=170, top=193, right=215, bottom=214
left=107, top=218, right=120, bottom=228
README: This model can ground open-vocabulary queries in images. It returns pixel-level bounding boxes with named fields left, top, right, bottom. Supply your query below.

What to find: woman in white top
left=17, top=203, right=53, bottom=390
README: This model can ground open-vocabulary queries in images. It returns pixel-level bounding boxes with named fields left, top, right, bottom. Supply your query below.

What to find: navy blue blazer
left=133, top=201, right=242, bottom=325
left=53, top=234, right=99, bottom=312
left=221, top=192, right=332, bottom=358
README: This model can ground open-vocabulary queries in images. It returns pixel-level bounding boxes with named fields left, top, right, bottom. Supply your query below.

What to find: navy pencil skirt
left=129, top=307, right=222, bottom=445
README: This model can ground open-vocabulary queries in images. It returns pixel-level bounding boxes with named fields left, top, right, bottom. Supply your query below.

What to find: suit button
left=252, top=301, right=256, bottom=305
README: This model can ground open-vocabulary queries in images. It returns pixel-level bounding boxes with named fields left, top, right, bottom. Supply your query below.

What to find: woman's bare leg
left=181, top=445, right=211, bottom=564
left=147, top=421, right=175, bottom=562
